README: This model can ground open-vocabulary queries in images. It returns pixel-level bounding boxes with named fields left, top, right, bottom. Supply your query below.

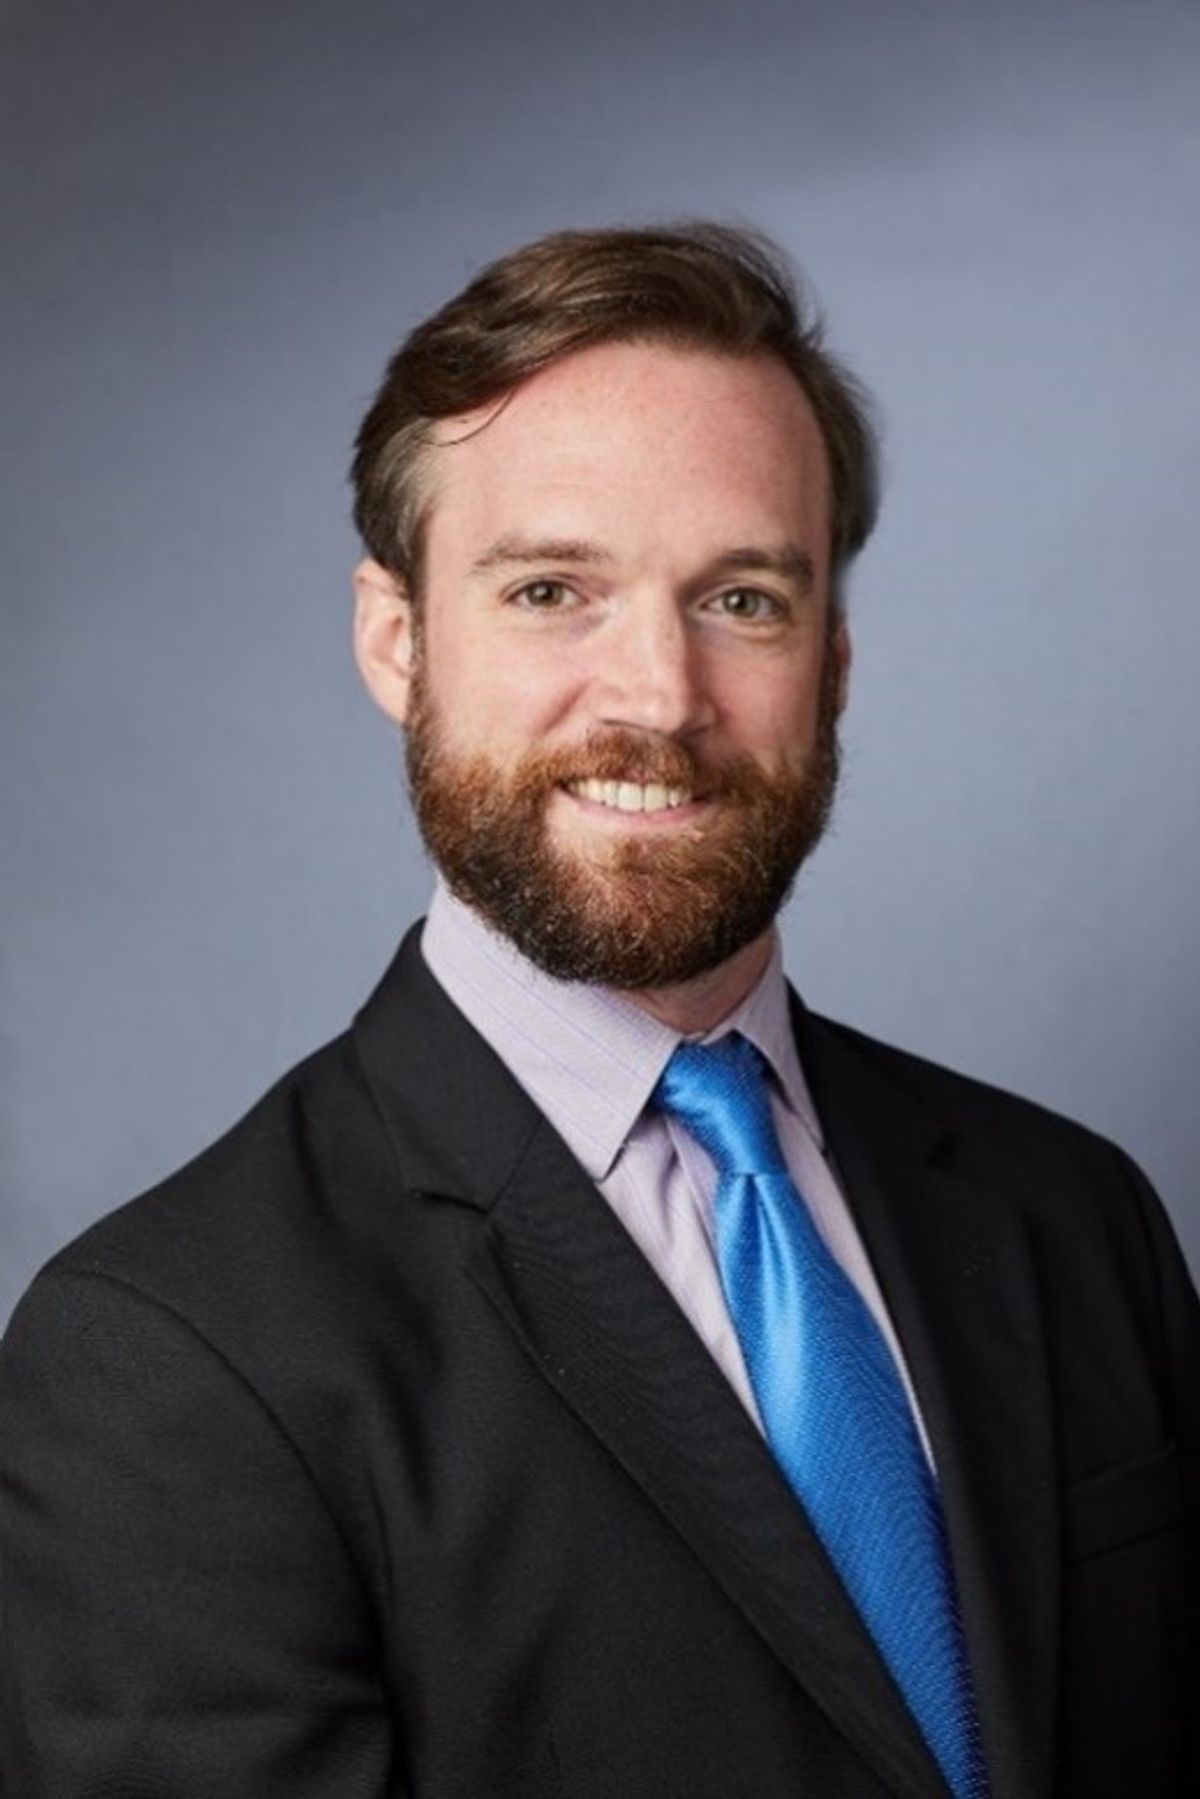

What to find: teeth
left=570, top=778, right=693, bottom=813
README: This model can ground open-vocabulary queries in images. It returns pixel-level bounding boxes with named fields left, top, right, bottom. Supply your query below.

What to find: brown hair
left=351, top=223, right=879, bottom=601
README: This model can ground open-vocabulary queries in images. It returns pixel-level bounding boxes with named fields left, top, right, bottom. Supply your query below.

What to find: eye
left=709, top=587, right=785, bottom=623
left=511, top=579, right=576, bottom=611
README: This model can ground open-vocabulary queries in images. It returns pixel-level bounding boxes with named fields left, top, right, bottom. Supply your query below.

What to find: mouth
left=564, top=778, right=696, bottom=816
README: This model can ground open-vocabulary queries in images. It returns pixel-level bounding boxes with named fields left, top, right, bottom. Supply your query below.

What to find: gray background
left=3, top=0, right=1198, bottom=1325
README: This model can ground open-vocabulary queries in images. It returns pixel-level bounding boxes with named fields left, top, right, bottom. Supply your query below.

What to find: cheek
left=718, top=667, right=823, bottom=758
left=426, top=640, right=585, bottom=752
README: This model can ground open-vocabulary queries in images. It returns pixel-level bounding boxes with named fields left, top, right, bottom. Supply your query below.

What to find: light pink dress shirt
left=421, top=881, right=931, bottom=1459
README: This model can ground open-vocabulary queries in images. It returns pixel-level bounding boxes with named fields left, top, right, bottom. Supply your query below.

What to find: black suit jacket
left=2, top=927, right=1197, bottom=1798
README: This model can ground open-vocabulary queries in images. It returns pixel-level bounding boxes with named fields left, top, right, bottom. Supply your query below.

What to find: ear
left=831, top=616, right=852, bottom=716
left=353, top=558, right=416, bottom=726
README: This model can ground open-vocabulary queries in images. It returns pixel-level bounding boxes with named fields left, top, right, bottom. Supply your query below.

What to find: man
left=1, top=225, right=1196, bottom=1799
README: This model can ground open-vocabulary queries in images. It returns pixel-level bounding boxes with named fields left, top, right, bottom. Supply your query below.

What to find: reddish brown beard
left=405, top=650, right=842, bottom=989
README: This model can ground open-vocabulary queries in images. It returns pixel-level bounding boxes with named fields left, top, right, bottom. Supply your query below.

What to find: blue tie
left=654, top=1034, right=985, bottom=1799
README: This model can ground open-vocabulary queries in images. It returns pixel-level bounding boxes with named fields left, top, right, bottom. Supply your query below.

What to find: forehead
left=421, top=341, right=831, bottom=576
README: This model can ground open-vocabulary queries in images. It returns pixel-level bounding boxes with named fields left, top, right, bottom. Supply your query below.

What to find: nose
left=591, top=594, right=716, bottom=738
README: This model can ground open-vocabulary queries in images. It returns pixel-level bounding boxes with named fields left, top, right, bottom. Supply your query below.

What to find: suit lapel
left=471, top=1117, right=950, bottom=1799
left=356, top=934, right=948, bottom=1798
left=796, top=1005, right=1060, bottom=1799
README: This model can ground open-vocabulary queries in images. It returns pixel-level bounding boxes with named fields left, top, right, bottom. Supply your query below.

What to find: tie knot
left=653, top=1034, right=788, bottom=1177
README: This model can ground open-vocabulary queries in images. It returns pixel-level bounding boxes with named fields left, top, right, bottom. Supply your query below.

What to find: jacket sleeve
left=1130, top=1160, right=1200, bottom=1792
left=0, top=1267, right=404, bottom=1798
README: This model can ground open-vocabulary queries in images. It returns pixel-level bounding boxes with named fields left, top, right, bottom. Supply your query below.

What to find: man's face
left=363, top=340, right=849, bottom=988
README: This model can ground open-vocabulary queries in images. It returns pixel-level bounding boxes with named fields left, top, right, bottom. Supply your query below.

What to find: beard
left=404, top=644, right=842, bottom=990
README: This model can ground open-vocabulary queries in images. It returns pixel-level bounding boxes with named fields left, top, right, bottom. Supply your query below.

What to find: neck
left=617, top=932, right=774, bottom=1036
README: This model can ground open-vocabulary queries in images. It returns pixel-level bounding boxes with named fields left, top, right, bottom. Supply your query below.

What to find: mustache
left=520, top=731, right=725, bottom=794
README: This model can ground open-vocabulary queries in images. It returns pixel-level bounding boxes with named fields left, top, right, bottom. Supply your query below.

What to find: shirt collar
left=420, top=880, right=824, bottom=1181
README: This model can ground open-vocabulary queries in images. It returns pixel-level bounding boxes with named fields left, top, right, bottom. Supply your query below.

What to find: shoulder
left=801, top=1007, right=1200, bottom=1393
left=21, top=925, right=472, bottom=1315
left=4, top=923, right=524, bottom=1389
left=804, top=1003, right=1119, bottom=1150
left=17, top=1023, right=395, bottom=1327
left=799, top=1003, right=1174, bottom=1247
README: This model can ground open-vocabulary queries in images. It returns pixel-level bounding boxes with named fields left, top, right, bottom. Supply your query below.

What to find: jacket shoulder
left=807, top=1007, right=1130, bottom=1159
left=798, top=1006, right=1173, bottom=1254
left=25, top=1024, right=397, bottom=1321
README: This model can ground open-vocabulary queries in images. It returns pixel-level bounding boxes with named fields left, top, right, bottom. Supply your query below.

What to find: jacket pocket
left=1062, top=1440, right=1184, bottom=1562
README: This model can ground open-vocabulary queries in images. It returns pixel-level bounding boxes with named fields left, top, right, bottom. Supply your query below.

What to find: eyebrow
left=469, top=535, right=610, bottom=577
left=702, top=545, right=815, bottom=594
left=469, top=535, right=815, bottom=592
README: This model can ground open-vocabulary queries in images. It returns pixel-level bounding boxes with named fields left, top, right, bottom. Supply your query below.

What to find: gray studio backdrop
left=3, top=0, right=1198, bottom=1324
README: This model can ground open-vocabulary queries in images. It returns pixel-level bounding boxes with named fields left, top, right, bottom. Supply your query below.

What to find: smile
left=566, top=779, right=694, bottom=815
